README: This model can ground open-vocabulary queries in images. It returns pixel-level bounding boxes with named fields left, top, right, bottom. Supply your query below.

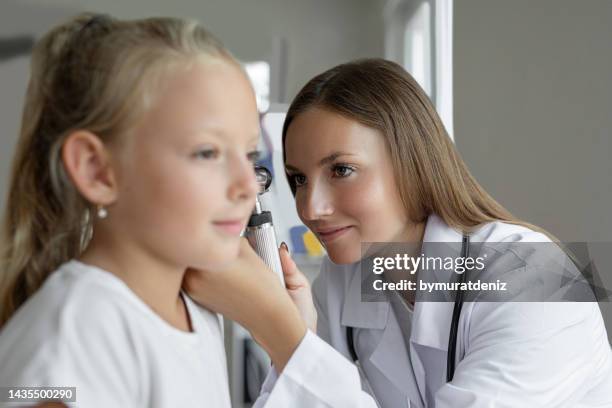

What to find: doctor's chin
left=1, top=1, right=611, bottom=407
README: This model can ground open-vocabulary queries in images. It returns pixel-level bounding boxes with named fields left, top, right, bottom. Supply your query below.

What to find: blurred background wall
left=454, top=0, right=612, bottom=338
left=455, top=0, right=612, bottom=243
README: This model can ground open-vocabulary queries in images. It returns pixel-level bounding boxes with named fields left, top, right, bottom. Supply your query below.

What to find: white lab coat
left=284, top=214, right=612, bottom=408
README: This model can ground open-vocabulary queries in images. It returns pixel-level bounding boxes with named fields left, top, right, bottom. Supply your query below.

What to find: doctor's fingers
left=279, top=244, right=310, bottom=290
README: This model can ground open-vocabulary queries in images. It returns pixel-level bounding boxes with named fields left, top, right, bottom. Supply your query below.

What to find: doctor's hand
left=279, top=243, right=317, bottom=333
left=183, top=238, right=306, bottom=372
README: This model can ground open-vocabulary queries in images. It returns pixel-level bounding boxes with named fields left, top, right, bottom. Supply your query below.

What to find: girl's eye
left=289, top=174, right=307, bottom=187
left=247, top=150, right=261, bottom=163
left=332, top=164, right=355, bottom=178
left=193, top=148, right=219, bottom=160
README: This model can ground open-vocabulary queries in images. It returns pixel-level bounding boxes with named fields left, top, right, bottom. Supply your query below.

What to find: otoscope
left=244, top=165, right=284, bottom=285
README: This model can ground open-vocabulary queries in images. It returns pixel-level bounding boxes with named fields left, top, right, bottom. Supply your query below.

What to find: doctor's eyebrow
left=285, top=151, right=357, bottom=172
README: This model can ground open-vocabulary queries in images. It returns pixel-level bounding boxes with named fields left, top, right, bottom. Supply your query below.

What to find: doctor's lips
left=314, top=225, right=354, bottom=243
left=213, top=218, right=247, bottom=235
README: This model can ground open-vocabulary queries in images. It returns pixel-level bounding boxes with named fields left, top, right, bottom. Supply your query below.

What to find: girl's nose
left=227, top=155, right=258, bottom=203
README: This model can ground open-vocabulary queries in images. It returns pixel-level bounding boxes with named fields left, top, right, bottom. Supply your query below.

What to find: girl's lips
left=316, top=226, right=353, bottom=243
left=213, top=220, right=245, bottom=235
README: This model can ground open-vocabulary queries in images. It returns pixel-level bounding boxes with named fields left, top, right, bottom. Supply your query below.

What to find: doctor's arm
left=251, top=248, right=378, bottom=407
left=252, top=329, right=378, bottom=408
left=435, top=300, right=610, bottom=407
left=184, top=240, right=377, bottom=407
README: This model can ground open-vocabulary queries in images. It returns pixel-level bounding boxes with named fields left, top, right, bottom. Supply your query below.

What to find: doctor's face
left=284, top=107, right=412, bottom=264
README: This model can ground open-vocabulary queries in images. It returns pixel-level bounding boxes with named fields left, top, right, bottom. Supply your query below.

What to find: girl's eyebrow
left=187, top=125, right=260, bottom=145
left=285, top=151, right=357, bottom=172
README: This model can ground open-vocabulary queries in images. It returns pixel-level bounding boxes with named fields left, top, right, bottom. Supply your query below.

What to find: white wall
left=454, top=0, right=612, bottom=340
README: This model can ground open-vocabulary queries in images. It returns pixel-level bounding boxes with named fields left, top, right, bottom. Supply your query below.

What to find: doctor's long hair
left=0, top=13, right=236, bottom=326
left=282, top=58, right=542, bottom=234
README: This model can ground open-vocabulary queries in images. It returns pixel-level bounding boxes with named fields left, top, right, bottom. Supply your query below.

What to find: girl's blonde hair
left=282, top=59, right=546, bottom=235
left=0, top=13, right=237, bottom=326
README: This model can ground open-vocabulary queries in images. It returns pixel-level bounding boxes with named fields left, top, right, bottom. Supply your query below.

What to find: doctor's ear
left=61, top=130, right=119, bottom=206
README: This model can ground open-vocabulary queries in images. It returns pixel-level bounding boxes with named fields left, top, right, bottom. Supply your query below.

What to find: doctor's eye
left=332, top=164, right=355, bottom=178
left=288, top=173, right=307, bottom=187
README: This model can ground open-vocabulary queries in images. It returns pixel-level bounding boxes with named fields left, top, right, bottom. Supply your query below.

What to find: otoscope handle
left=244, top=211, right=284, bottom=285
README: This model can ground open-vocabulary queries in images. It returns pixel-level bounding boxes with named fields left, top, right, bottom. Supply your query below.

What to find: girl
left=0, top=13, right=346, bottom=408
left=188, top=59, right=612, bottom=407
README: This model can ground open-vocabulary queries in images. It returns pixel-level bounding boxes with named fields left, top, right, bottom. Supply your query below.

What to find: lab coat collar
left=340, top=213, right=464, bottom=337
left=339, top=214, right=463, bottom=406
left=422, top=213, right=463, bottom=243
left=339, top=256, right=421, bottom=407
left=402, top=214, right=464, bottom=405
left=340, top=261, right=390, bottom=330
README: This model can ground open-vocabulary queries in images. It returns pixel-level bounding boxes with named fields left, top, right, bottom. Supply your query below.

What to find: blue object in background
left=289, top=226, right=308, bottom=254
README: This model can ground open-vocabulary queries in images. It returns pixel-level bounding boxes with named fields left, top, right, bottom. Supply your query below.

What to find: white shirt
left=0, top=260, right=231, bottom=407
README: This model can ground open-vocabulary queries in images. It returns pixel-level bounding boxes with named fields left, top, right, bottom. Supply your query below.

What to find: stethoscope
left=346, top=234, right=470, bottom=384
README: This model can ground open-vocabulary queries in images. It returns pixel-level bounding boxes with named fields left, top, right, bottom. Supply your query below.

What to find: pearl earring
left=97, top=205, right=108, bottom=219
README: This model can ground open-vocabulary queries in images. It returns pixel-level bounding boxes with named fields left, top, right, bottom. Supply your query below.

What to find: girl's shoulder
left=2, top=260, right=134, bottom=331
left=0, top=260, right=145, bottom=398
left=7, top=260, right=146, bottom=334
left=0, top=259, right=146, bottom=348
left=0, top=260, right=206, bottom=347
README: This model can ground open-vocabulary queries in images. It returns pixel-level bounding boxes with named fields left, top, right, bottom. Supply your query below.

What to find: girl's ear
left=61, top=130, right=119, bottom=205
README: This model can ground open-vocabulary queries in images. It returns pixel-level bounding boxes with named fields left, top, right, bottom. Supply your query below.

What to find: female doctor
left=186, top=58, right=612, bottom=407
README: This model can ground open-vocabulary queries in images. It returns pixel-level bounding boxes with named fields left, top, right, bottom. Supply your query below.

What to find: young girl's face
left=284, top=107, right=411, bottom=264
left=109, top=59, right=260, bottom=270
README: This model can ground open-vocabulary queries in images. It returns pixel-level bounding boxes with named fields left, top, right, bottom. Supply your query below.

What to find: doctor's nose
left=227, top=156, right=258, bottom=203
left=298, top=181, right=334, bottom=222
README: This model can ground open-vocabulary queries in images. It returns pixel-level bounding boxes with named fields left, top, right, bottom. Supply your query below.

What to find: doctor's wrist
left=251, top=305, right=307, bottom=372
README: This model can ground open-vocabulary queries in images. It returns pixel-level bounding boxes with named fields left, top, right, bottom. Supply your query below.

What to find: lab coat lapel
left=339, top=214, right=465, bottom=407
left=341, top=262, right=425, bottom=406
left=410, top=214, right=464, bottom=401
left=339, top=213, right=462, bottom=334
left=341, top=263, right=389, bottom=330
left=369, top=313, right=425, bottom=408
left=411, top=213, right=463, bottom=349
left=409, top=300, right=456, bottom=402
